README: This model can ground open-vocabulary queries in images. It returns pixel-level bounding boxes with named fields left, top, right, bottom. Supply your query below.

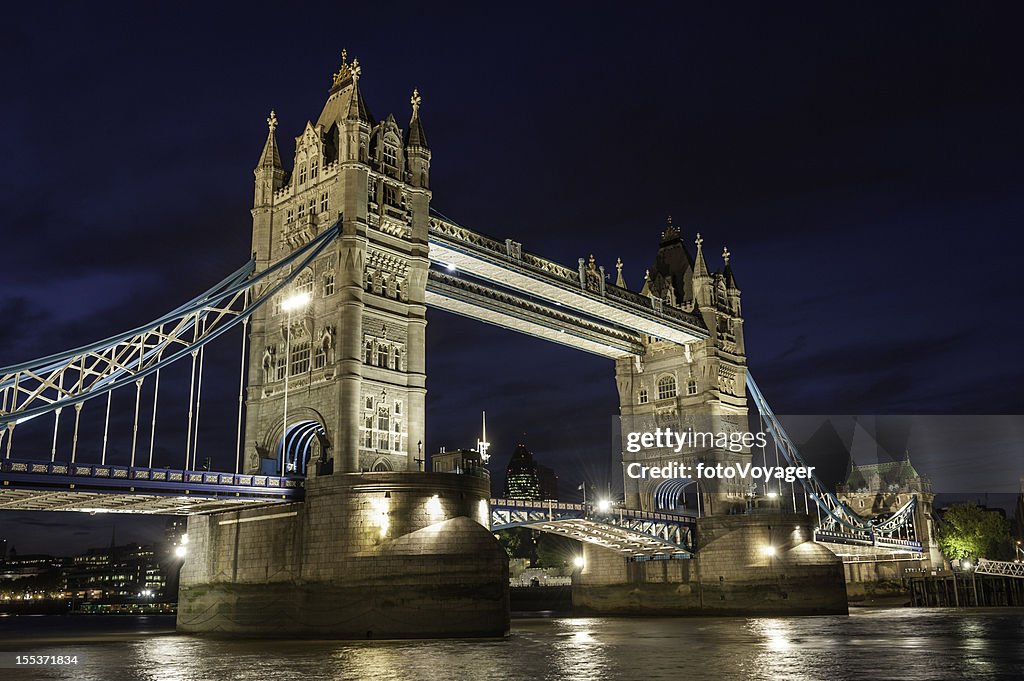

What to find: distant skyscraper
left=504, top=444, right=543, bottom=499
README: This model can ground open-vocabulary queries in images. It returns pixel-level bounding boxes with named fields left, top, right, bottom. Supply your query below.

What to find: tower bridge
left=0, top=54, right=934, bottom=636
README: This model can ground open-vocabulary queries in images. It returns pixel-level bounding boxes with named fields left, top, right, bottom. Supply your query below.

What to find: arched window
left=377, top=408, right=390, bottom=432
left=314, top=344, right=326, bottom=369
left=364, top=340, right=373, bottom=365
left=372, top=460, right=390, bottom=472
left=365, top=270, right=374, bottom=291
left=388, top=346, right=398, bottom=370
left=638, top=389, right=648, bottom=404
left=322, top=271, right=335, bottom=297
left=657, top=376, right=677, bottom=400
left=298, top=163, right=308, bottom=185
left=687, top=379, right=697, bottom=396
left=309, top=157, right=319, bottom=180
left=383, top=144, right=397, bottom=170
left=395, top=280, right=403, bottom=300
left=376, top=343, right=388, bottom=367
left=295, top=271, right=314, bottom=297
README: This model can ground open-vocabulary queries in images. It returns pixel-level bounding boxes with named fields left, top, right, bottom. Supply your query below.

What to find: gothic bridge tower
left=246, top=53, right=432, bottom=476
left=178, top=56, right=508, bottom=639
left=615, top=218, right=748, bottom=515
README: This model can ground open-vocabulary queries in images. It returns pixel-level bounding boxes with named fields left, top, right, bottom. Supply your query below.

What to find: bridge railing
left=428, top=217, right=706, bottom=335
left=1, top=458, right=303, bottom=496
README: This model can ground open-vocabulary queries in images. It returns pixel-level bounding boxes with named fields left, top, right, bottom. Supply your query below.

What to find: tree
left=937, top=503, right=1014, bottom=561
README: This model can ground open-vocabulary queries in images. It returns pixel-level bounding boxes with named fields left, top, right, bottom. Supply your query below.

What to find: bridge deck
left=0, top=459, right=301, bottom=514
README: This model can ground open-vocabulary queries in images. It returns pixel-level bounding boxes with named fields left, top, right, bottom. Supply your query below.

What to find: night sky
left=1, top=2, right=1021, bottom=554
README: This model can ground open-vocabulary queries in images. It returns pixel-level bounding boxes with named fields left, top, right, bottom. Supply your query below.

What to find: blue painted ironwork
left=1, top=458, right=303, bottom=500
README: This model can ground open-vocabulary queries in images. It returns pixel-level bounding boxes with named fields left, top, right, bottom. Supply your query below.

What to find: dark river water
left=1, top=609, right=1022, bottom=680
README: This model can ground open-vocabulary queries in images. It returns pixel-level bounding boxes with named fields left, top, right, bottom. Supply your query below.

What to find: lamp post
left=280, top=291, right=311, bottom=475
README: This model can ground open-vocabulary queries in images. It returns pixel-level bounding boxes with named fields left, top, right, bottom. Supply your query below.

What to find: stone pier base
left=573, top=512, right=848, bottom=616
left=177, top=472, right=509, bottom=638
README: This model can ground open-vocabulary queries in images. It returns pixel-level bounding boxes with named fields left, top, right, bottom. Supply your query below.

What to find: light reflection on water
left=3, top=609, right=1023, bottom=681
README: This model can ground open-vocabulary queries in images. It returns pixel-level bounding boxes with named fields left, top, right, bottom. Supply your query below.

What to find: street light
left=281, top=291, right=310, bottom=475
left=573, top=555, right=585, bottom=569
left=596, top=498, right=612, bottom=513
left=175, top=545, right=187, bottom=559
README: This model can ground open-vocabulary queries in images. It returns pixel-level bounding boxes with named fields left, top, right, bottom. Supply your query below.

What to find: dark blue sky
left=1, top=2, right=1021, bottom=553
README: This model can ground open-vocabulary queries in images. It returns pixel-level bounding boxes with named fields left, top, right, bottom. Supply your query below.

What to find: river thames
left=1, top=609, right=1022, bottom=680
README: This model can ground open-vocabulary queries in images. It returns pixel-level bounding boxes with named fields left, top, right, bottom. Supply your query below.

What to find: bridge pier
left=177, top=472, right=509, bottom=638
left=573, top=512, right=847, bottom=616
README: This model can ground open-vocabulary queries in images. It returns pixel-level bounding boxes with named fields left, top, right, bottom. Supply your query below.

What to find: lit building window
left=383, top=144, right=397, bottom=169
left=290, top=341, right=311, bottom=375
left=295, top=271, right=314, bottom=297
left=657, top=376, right=677, bottom=400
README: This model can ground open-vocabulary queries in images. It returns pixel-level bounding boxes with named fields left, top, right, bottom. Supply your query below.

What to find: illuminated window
left=323, top=272, right=335, bottom=297
left=290, top=341, right=311, bottom=375
left=657, top=376, right=677, bottom=400
left=296, top=271, right=314, bottom=297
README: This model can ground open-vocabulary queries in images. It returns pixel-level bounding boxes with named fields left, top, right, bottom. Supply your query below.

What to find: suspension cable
left=148, top=366, right=160, bottom=468
left=101, top=390, right=112, bottom=465
left=192, top=318, right=206, bottom=470
left=235, top=312, right=249, bottom=475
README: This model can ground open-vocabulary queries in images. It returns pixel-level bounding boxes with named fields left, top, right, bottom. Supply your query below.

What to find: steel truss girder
left=427, top=217, right=708, bottom=345
left=0, top=222, right=341, bottom=432
left=426, top=269, right=644, bottom=358
left=489, top=499, right=695, bottom=558
left=975, top=558, right=1024, bottom=578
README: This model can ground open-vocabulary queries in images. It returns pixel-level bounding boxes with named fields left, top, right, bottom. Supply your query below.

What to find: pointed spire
left=723, top=245, right=739, bottom=289
left=693, top=232, right=709, bottom=278
left=257, top=110, right=282, bottom=170
left=615, top=257, right=626, bottom=288
left=344, top=58, right=373, bottom=124
left=406, top=88, right=429, bottom=148
left=640, top=269, right=652, bottom=296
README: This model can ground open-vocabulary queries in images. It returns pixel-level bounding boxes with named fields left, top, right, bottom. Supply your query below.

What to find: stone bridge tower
left=245, top=54, right=431, bottom=476
left=615, top=219, right=749, bottom=515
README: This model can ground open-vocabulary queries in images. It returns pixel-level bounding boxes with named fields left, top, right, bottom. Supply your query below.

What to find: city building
left=835, top=454, right=945, bottom=585
left=432, top=447, right=487, bottom=477
left=504, top=444, right=544, bottom=500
